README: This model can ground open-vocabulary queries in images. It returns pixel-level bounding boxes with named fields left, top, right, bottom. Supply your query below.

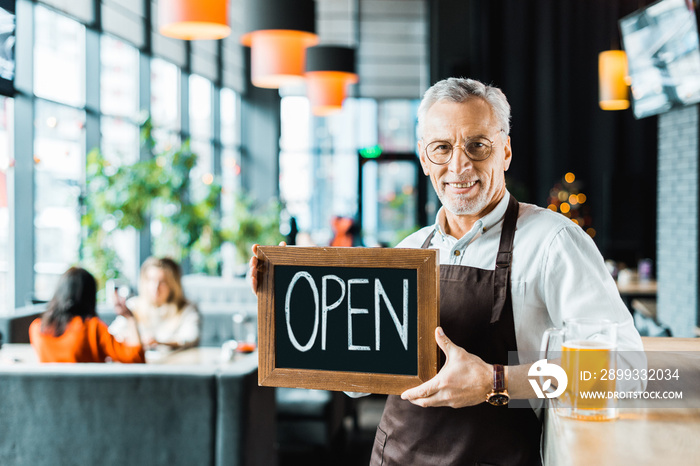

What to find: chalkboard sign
left=257, top=246, right=440, bottom=395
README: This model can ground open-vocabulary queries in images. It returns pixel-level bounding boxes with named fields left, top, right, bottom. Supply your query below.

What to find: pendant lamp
left=599, top=50, right=630, bottom=111
left=240, top=0, right=318, bottom=89
left=158, top=0, right=230, bottom=40
left=305, top=46, right=358, bottom=116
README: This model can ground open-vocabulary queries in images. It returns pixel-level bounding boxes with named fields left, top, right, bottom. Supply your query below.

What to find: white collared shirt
left=397, top=191, right=645, bottom=363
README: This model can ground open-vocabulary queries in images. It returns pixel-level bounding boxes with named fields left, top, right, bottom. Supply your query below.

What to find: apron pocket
left=370, top=426, right=388, bottom=465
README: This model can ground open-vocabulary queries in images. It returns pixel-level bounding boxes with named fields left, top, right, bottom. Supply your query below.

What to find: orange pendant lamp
left=158, top=0, right=230, bottom=40
left=599, top=50, right=630, bottom=111
left=240, top=0, right=318, bottom=89
left=305, top=46, right=358, bottom=116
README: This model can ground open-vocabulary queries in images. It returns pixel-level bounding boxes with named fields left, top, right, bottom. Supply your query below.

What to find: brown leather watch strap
left=493, top=364, right=506, bottom=392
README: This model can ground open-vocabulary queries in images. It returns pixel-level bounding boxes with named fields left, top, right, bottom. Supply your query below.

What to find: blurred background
left=0, top=0, right=698, bottom=347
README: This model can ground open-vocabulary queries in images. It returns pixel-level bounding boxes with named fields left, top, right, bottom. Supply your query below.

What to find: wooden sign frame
left=257, top=246, right=440, bottom=395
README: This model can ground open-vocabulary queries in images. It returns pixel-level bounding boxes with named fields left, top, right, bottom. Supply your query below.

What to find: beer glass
left=232, top=312, right=257, bottom=353
left=541, top=318, right=618, bottom=421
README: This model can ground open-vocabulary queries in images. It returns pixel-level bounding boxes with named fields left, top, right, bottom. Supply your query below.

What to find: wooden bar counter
left=544, top=337, right=700, bottom=465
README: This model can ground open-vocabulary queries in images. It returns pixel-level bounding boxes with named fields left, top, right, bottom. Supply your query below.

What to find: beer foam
left=562, top=339, right=615, bottom=350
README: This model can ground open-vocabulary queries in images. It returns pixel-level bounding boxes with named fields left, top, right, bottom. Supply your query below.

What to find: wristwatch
left=486, top=364, right=510, bottom=406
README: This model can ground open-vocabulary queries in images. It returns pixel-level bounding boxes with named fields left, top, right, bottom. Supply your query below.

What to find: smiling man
left=368, top=78, right=645, bottom=465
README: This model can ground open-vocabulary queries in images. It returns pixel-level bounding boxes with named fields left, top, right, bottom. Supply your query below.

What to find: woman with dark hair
left=29, top=267, right=145, bottom=363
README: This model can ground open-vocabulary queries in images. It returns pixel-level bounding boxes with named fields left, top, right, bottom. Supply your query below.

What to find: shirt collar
left=432, top=190, right=511, bottom=240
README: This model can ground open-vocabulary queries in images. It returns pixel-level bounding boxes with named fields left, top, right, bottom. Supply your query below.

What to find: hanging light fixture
left=240, top=0, right=318, bottom=89
left=158, top=0, right=230, bottom=40
left=305, top=46, right=358, bottom=116
left=599, top=50, right=630, bottom=111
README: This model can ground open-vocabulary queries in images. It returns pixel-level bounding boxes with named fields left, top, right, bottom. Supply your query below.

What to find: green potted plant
left=81, top=117, right=224, bottom=295
left=222, top=193, right=284, bottom=274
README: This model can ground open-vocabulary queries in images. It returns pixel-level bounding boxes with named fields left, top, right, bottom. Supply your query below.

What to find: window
left=33, top=100, right=85, bottom=300
left=220, top=87, right=241, bottom=275
left=150, top=57, right=180, bottom=152
left=100, top=35, right=140, bottom=283
left=279, top=96, right=313, bottom=235
left=0, top=96, right=12, bottom=313
left=101, top=35, right=139, bottom=120
left=378, top=100, right=419, bottom=153
left=32, top=7, right=86, bottom=300
left=220, top=87, right=241, bottom=213
left=33, top=5, right=85, bottom=107
left=189, top=74, right=214, bottom=203
left=150, top=57, right=181, bottom=258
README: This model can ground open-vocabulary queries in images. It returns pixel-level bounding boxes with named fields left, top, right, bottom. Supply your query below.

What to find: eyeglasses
left=423, top=131, right=503, bottom=165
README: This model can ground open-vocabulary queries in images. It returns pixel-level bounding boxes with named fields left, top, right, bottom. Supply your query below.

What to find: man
left=251, top=77, right=644, bottom=465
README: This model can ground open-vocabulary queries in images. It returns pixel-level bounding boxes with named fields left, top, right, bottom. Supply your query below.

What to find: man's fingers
left=435, top=326, right=453, bottom=356
left=401, top=380, right=439, bottom=401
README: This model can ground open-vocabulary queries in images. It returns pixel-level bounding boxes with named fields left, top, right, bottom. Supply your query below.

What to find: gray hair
left=416, top=77, right=511, bottom=139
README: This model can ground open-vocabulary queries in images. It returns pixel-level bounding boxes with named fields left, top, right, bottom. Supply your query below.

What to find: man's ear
left=417, top=140, right=430, bottom=175
left=503, top=136, right=512, bottom=172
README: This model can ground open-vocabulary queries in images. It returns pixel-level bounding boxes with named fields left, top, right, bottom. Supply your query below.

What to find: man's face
left=418, top=98, right=512, bottom=218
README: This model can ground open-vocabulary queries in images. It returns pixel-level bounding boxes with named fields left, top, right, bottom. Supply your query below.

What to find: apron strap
left=420, top=229, right=437, bottom=249
left=420, top=196, right=519, bottom=324
left=491, top=195, right=520, bottom=324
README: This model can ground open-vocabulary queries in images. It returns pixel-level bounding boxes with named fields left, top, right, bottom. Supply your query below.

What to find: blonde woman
left=109, top=257, right=200, bottom=350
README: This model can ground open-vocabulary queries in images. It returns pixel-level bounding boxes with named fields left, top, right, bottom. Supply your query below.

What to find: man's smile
left=445, top=180, right=478, bottom=189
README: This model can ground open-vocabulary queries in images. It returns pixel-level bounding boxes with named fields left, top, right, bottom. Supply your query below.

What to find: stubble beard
left=439, top=184, right=490, bottom=216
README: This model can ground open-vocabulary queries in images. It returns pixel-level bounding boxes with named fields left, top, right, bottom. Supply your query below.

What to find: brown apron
left=370, top=196, right=542, bottom=466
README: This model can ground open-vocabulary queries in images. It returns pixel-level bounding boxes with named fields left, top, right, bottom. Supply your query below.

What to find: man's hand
left=249, top=242, right=286, bottom=293
left=401, top=327, right=493, bottom=408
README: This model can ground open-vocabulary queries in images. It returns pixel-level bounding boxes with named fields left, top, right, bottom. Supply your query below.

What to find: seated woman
left=29, top=267, right=145, bottom=363
left=109, top=257, right=200, bottom=351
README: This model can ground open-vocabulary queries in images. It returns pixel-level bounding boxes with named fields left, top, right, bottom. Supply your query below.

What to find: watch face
left=488, top=393, right=510, bottom=406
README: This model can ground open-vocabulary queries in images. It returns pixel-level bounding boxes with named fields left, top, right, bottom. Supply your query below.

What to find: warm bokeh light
left=547, top=172, right=594, bottom=238
left=158, top=0, right=231, bottom=40
left=599, top=50, right=630, bottom=111
left=202, top=173, right=214, bottom=185
left=306, top=71, right=358, bottom=116
left=586, top=228, right=596, bottom=238
left=241, top=30, right=319, bottom=88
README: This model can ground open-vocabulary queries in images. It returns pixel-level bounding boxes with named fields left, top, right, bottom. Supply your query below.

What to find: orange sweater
left=29, top=316, right=145, bottom=363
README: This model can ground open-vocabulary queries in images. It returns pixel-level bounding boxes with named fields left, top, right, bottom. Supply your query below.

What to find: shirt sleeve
left=95, top=319, right=145, bottom=363
left=541, top=224, right=646, bottom=391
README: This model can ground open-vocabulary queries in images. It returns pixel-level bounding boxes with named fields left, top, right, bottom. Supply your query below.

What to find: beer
left=561, top=339, right=616, bottom=420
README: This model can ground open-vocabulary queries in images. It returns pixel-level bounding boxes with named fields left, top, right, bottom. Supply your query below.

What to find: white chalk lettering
left=348, top=278, right=370, bottom=351
left=284, top=272, right=411, bottom=353
left=284, top=271, right=319, bottom=352
left=321, top=275, right=345, bottom=350
left=374, top=279, right=409, bottom=350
